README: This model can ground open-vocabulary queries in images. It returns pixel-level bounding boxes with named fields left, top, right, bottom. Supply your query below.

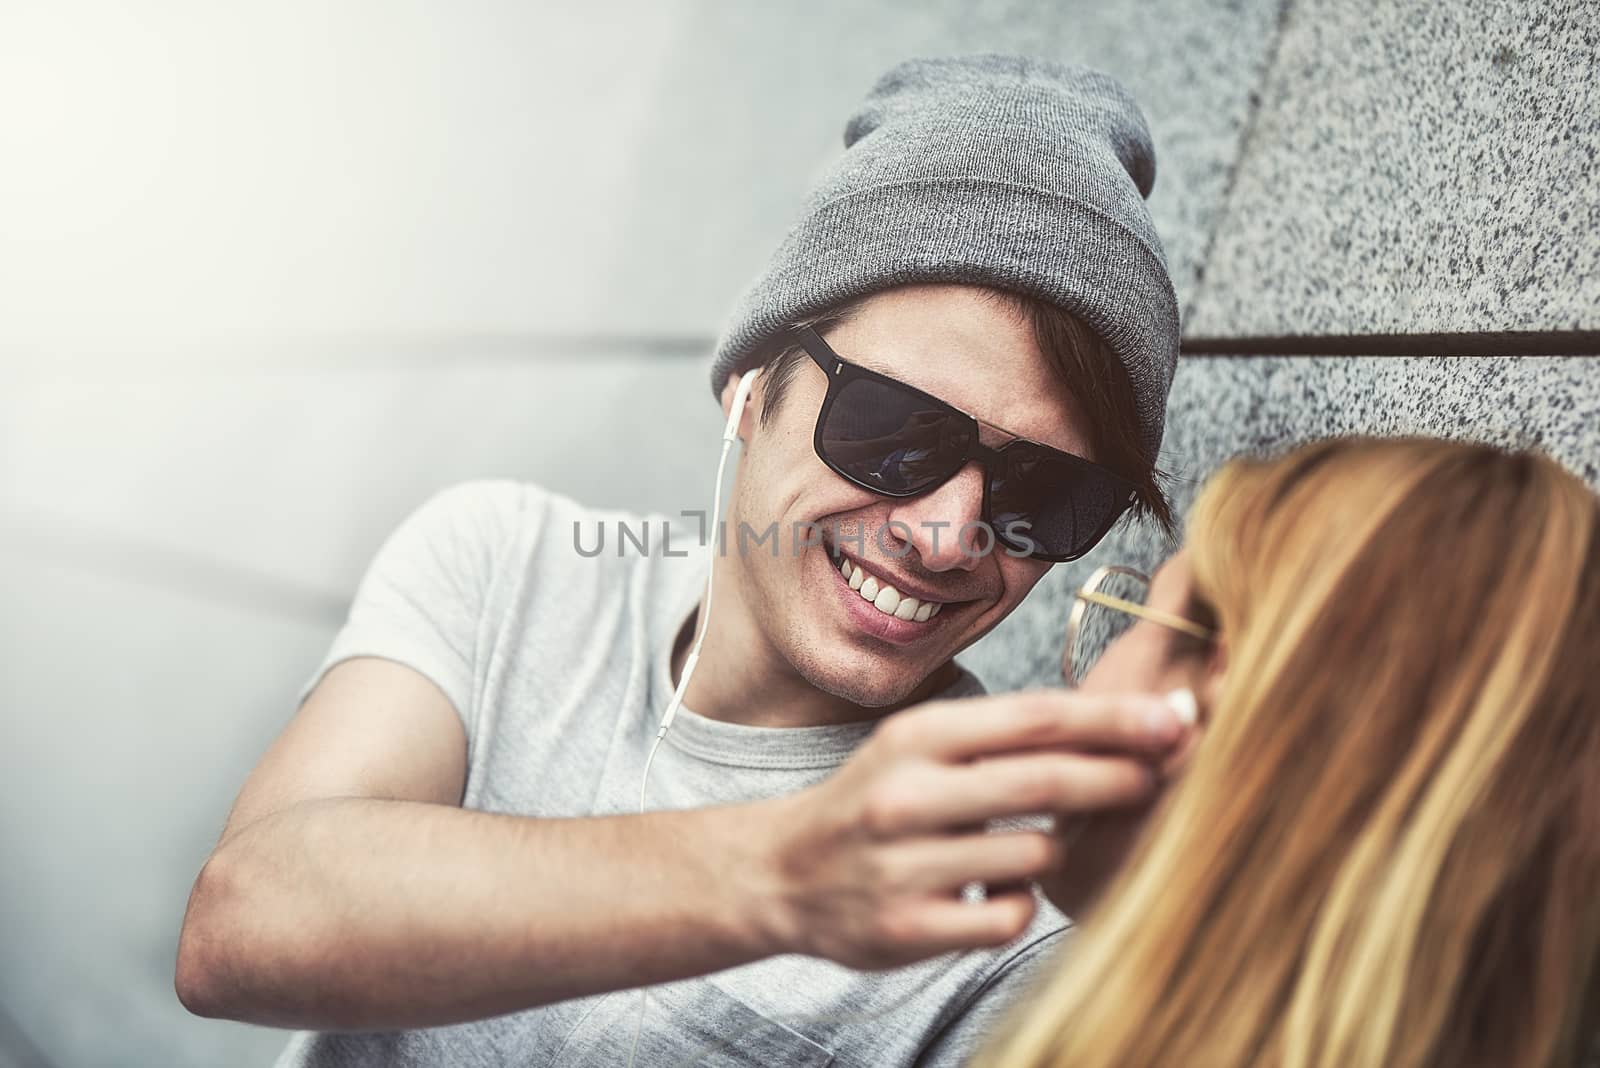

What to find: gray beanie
left=708, top=53, right=1180, bottom=462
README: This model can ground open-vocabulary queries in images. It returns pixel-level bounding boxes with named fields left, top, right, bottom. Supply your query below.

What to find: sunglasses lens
left=990, top=444, right=1132, bottom=560
left=1068, top=570, right=1150, bottom=684
left=818, top=377, right=973, bottom=494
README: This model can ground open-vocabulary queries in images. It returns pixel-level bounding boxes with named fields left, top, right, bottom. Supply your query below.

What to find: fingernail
left=1165, top=687, right=1199, bottom=728
left=1143, top=700, right=1183, bottom=739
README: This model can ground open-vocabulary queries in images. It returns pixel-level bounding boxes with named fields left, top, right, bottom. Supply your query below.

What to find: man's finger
left=900, top=689, right=1187, bottom=763
left=886, top=891, right=1039, bottom=956
left=869, top=751, right=1158, bottom=836
left=882, top=830, right=1062, bottom=892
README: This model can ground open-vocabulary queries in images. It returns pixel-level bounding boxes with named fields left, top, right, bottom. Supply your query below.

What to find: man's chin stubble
left=791, top=650, right=943, bottom=711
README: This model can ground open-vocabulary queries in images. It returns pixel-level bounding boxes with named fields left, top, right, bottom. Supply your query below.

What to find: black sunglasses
left=794, top=326, right=1139, bottom=563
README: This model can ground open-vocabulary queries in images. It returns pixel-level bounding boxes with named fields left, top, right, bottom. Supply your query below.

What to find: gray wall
left=1, top=1, right=1594, bottom=1065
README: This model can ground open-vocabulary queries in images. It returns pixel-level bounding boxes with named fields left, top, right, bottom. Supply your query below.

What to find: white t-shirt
left=272, top=478, right=1069, bottom=1067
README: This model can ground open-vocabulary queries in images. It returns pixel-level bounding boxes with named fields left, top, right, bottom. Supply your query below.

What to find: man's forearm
left=175, top=795, right=789, bottom=1030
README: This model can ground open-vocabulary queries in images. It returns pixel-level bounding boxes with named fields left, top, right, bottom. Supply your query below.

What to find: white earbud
left=722, top=368, right=760, bottom=442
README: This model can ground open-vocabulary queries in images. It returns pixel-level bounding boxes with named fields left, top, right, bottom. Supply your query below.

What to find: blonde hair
left=976, top=436, right=1600, bottom=1068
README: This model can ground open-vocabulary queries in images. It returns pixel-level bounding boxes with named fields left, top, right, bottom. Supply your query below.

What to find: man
left=176, top=53, right=1187, bottom=1065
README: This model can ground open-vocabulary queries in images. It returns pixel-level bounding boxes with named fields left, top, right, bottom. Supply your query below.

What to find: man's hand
left=179, top=658, right=1189, bottom=1030
left=754, top=688, right=1188, bottom=969
left=1036, top=692, right=1204, bottom=919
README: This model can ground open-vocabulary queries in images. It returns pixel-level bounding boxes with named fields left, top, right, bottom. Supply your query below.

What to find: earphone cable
left=624, top=370, right=757, bottom=1068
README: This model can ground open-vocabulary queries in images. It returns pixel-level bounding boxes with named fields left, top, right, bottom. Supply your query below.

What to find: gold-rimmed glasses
left=1064, top=565, right=1216, bottom=686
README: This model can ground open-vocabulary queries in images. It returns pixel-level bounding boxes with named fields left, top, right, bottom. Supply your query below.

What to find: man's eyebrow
left=836, top=348, right=896, bottom=377
left=833, top=344, right=941, bottom=386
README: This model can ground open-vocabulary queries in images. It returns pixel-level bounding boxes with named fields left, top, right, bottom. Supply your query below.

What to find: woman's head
left=988, top=435, right=1600, bottom=1068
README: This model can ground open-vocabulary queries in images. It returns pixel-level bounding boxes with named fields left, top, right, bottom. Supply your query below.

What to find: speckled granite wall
left=1186, top=0, right=1600, bottom=337
left=961, top=353, right=1600, bottom=691
left=964, top=0, right=1600, bottom=690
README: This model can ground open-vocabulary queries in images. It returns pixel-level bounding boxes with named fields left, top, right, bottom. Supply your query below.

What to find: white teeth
left=836, top=555, right=946, bottom=622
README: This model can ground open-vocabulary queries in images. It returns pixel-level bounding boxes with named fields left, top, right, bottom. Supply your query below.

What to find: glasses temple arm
left=1074, top=589, right=1214, bottom=641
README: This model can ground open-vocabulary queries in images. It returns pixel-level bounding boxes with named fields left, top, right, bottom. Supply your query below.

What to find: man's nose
left=884, top=462, right=988, bottom=573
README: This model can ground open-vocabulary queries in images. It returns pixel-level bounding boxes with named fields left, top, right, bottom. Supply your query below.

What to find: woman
left=977, top=435, right=1600, bottom=1068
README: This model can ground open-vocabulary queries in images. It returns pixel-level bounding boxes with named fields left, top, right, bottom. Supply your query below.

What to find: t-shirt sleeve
left=295, top=479, right=526, bottom=738
left=912, top=926, right=1071, bottom=1068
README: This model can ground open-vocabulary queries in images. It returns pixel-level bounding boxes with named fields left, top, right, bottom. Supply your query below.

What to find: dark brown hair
left=744, top=288, right=1174, bottom=535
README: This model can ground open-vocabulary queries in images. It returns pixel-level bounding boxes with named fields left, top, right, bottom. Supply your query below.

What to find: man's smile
left=821, top=538, right=987, bottom=645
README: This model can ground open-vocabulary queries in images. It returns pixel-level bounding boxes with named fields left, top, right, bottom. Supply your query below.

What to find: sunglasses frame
left=1063, top=564, right=1216, bottom=685
left=794, top=325, right=1140, bottom=563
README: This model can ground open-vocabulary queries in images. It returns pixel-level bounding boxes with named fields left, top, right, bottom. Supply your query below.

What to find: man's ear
left=719, top=370, right=759, bottom=442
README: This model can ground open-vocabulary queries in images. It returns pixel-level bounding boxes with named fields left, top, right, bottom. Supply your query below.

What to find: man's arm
left=174, top=655, right=787, bottom=1031
left=176, top=660, right=1184, bottom=1032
